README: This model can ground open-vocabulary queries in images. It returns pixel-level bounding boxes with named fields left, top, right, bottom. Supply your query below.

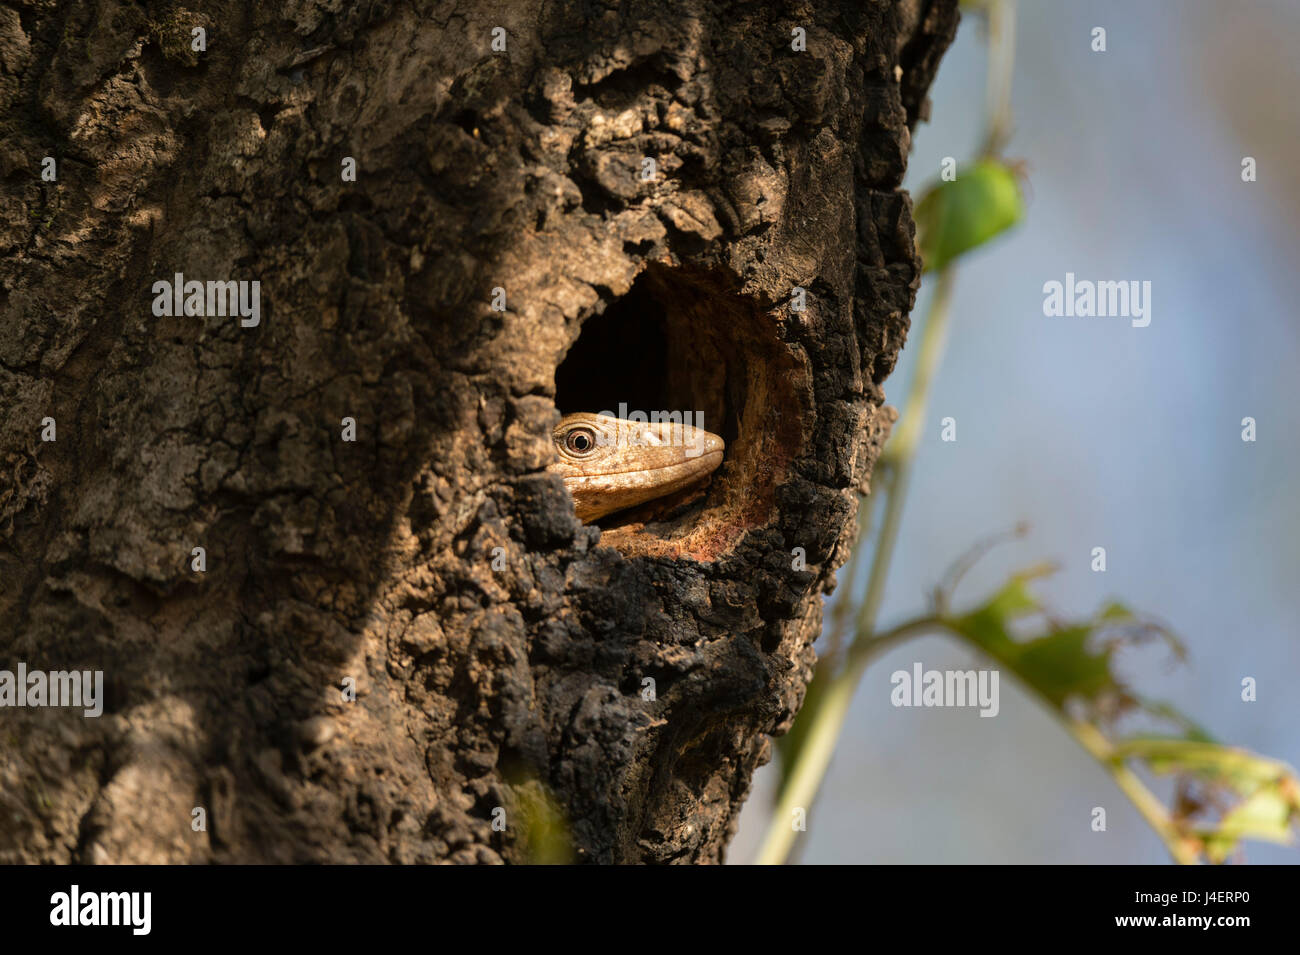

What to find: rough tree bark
left=0, top=0, right=958, bottom=863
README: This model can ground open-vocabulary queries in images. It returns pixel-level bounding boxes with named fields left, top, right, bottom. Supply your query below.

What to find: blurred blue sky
left=734, top=0, right=1300, bottom=864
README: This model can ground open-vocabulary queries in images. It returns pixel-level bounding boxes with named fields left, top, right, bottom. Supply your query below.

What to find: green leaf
left=1126, top=699, right=1215, bottom=741
left=776, top=665, right=829, bottom=787
left=944, top=568, right=1117, bottom=708
left=1216, top=787, right=1293, bottom=845
left=1098, top=601, right=1135, bottom=622
left=1010, top=625, right=1115, bottom=707
left=1201, top=832, right=1238, bottom=865
left=515, top=782, right=574, bottom=865
left=1113, top=738, right=1292, bottom=789
left=915, top=159, right=1024, bottom=272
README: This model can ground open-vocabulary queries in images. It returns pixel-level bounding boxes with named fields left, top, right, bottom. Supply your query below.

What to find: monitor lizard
left=549, top=412, right=724, bottom=522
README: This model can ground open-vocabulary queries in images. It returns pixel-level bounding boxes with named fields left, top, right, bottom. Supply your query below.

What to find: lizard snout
left=551, top=412, right=725, bottom=522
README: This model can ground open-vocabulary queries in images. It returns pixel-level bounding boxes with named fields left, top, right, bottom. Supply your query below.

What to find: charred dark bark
left=0, top=0, right=958, bottom=863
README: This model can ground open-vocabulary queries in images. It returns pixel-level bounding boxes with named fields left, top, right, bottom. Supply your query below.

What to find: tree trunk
left=0, top=0, right=958, bottom=864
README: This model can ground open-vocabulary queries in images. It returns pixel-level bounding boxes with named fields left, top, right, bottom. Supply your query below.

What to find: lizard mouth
left=628, top=448, right=722, bottom=487
left=563, top=448, right=724, bottom=523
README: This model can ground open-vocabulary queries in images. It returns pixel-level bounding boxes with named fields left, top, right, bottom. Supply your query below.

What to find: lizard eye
left=564, top=427, right=596, bottom=455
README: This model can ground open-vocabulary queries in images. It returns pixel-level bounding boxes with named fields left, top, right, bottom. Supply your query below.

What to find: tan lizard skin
left=549, top=412, right=725, bottom=522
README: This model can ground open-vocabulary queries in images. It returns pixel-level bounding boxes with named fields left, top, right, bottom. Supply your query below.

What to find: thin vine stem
left=754, top=269, right=956, bottom=865
left=753, top=616, right=940, bottom=866
left=754, top=0, right=1014, bottom=865
left=1066, top=719, right=1201, bottom=865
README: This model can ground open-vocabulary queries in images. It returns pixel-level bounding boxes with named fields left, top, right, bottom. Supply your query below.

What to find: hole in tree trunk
left=554, top=263, right=809, bottom=560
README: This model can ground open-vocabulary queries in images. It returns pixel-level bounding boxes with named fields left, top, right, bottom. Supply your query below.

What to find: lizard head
left=549, top=412, right=725, bottom=523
